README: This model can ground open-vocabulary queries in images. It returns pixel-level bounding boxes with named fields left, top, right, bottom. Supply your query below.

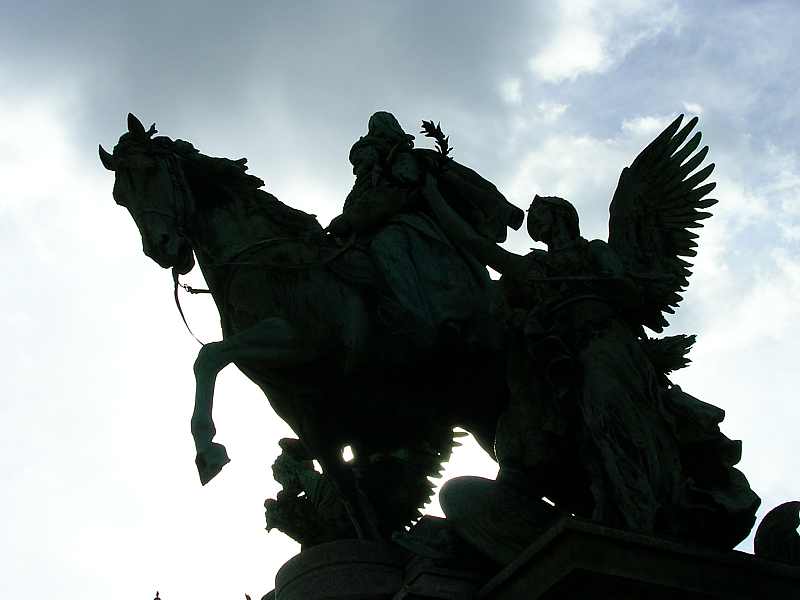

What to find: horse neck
left=186, top=190, right=284, bottom=276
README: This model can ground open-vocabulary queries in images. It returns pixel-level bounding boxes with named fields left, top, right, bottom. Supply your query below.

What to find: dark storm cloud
left=1, top=1, right=549, bottom=175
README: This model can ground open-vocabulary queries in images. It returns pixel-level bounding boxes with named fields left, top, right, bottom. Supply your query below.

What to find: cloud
left=682, top=101, right=704, bottom=116
left=621, top=113, right=673, bottom=137
left=778, top=223, right=800, bottom=242
left=529, top=0, right=681, bottom=82
left=537, top=101, right=568, bottom=122
left=694, top=248, right=800, bottom=356
left=767, top=146, right=800, bottom=217
left=0, top=96, right=75, bottom=217
left=500, top=78, right=523, bottom=105
left=529, top=20, right=605, bottom=82
left=677, top=142, right=800, bottom=342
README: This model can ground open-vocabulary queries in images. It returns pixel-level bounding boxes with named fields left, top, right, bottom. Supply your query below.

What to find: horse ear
left=128, top=113, right=146, bottom=138
left=99, top=145, right=115, bottom=171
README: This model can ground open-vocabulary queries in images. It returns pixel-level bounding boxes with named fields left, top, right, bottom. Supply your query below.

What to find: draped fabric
left=368, top=212, right=496, bottom=356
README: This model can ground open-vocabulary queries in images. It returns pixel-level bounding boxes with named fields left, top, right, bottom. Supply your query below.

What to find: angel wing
left=608, top=115, right=717, bottom=332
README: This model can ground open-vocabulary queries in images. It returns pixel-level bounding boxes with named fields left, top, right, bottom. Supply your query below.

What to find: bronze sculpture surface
left=423, top=116, right=760, bottom=558
left=100, top=112, right=513, bottom=542
left=100, top=112, right=782, bottom=587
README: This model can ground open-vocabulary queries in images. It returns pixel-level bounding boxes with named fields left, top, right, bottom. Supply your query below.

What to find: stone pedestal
left=272, top=539, right=488, bottom=600
left=271, top=520, right=800, bottom=599
left=274, top=539, right=405, bottom=600
left=394, top=556, right=489, bottom=599
left=479, top=518, right=800, bottom=599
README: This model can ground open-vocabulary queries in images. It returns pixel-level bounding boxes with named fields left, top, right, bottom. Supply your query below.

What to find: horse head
left=100, top=113, right=196, bottom=275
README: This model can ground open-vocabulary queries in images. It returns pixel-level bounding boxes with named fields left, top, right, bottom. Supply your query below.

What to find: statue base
left=269, top=519, right=800, bottom=599
left=274, top=539, right=406, bottom=600
left=479, top=518, right=800, bottom=599
left=272, top=538, right=489, bottom=600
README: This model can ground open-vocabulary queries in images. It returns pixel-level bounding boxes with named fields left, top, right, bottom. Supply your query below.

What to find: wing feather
left=667, top=133, right=703, bottom=170
left=672, top=144, right=708, bottom=180
left=608, top=114, right=717, bottom=332
left=663, top=116, right=700, bottom=157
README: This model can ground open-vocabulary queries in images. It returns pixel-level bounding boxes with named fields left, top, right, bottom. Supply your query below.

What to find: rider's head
left=349, top=137, right=381, bottom=177
left=349, top=113, right=414, bottom=177
left=368, top=111, right=415, bottom=148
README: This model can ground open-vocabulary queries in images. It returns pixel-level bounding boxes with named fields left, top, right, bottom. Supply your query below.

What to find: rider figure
left=328, top=111, right=421, bottom=238
left=327, top=112, right=500, bottom=362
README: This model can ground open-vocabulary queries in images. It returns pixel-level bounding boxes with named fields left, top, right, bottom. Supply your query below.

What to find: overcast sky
left=3, top=1, right=799, bottom=598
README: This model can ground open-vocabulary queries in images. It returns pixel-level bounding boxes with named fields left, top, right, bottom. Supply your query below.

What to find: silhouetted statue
left=102, top=112, right=766, bottom=575
left=423, top=115, right=760, bottom=561
left=99, top=113, right=512, bottom=542
left=264, top=438, right=354, bottom=547
left=327, top=112, right=522, bottom=360
left=755, top=501, right=800, bottom=565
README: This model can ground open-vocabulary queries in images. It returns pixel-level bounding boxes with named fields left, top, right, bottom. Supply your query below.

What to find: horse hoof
left=196, top=442, right=231, bottom=485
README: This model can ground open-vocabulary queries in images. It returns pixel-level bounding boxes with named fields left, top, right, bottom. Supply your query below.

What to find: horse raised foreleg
left=191, top=315, right=382, bottom=540
left=191, top=316, right=315, bottom=485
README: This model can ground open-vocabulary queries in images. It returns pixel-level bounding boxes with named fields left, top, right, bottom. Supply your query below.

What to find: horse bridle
left=150, top=152, right=356, bottom=345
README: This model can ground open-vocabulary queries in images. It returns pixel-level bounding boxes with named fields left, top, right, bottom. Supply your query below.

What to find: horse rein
left=171, top=232, right=357, bottom=345
left=158, top=154, right=358, bottom=343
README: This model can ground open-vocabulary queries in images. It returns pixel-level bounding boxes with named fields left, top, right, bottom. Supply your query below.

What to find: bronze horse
left=100, top=114, right=507, bottom=538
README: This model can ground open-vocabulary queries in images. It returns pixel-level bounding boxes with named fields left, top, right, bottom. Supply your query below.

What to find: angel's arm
left=421, top=174, right=526, bottom=277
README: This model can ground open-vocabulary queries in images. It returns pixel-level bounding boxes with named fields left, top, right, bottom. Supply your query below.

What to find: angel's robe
left=495, top=238, right=758, bottom=546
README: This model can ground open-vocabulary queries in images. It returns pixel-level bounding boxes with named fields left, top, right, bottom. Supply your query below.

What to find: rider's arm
left=422, top=174, right=525, bottom=277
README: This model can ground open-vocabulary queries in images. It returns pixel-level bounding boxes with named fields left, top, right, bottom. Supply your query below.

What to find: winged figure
left=424, top=115, right=761, bottom=553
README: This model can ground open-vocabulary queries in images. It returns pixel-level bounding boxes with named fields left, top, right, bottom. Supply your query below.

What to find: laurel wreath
left=420, top=120, right=453, bottom=171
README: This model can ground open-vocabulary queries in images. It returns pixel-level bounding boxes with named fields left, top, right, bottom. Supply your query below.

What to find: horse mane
left=154, top=136, right=322, bottom=235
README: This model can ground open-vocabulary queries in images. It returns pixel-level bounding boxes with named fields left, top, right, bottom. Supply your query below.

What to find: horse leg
left=192, top=316, right=383, bottom=539
left=191, top=316, right=316, bottom=485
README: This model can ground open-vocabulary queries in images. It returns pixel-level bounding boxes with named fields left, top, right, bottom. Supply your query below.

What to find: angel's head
left=527, top=195, right=580, bottom=244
